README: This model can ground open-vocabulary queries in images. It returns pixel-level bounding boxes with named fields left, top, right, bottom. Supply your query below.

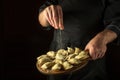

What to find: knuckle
left=50, top=5, right=54, bottom=7
left=53, top=16, right=58, bottom=19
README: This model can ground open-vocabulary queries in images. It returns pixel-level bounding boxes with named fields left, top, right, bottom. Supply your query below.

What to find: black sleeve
left=39, top=0, right=59, bottom=13
left=104, top=0, right=120, bottom=45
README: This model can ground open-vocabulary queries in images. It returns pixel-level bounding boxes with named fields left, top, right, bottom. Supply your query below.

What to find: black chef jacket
left=39, top=0, right=120, bottom=80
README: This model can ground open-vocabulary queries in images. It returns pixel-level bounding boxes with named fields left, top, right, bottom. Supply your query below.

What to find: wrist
left=98, top=29, right=117, bottom=44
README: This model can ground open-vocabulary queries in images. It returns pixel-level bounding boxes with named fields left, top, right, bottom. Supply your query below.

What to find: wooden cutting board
left=36, top=58, right=90, bottom=75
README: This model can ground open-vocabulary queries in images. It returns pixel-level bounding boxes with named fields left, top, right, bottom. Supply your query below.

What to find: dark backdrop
left=3, top=0, right=53, bottom=80
left=3, top=0, right=120, bottom=80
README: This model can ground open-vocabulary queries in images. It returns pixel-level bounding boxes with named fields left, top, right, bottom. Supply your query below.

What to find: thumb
left=84, top=47, right=93, bottom=60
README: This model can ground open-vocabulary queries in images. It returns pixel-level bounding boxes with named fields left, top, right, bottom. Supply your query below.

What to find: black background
left=3, top=0, right=53, bottom=80
left=3, top=0, right=120, bottom=80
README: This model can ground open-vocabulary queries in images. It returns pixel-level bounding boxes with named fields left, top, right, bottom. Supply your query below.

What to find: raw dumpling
left=79, top=51, right=86, bottom=55
left=67, top=54, right=76, bottom=60
left=53, top=59, right=63, bottom=64
left=47, top=51, right=56, bottom=59
left=57, top=49, right=68, bottom=56
left=37, top=55, right=48, bottom=60
left=75, top=55, right=84, bottom=60
left=74, top=47, right=81, bottom=55
left=37, top=53, right=53, bottom=65
left=55, top=53, right=66, bottom=60
left=63, top=61, right=73, bottom=70
left=56, top=49, right=68, bottom=60
left=75, top=51, right=89, bottom=60
left=68, top=58, right=81, bottom=65
left=51, top=63, right=62, bottom=70
left=67, top=47, right=74, bottom=54
left=37, top=57, right=51, bottom=65
left=41, top=62, right=54, bottom=70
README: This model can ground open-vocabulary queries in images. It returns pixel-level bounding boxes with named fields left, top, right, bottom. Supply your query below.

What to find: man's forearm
left=98, top=29, right=117, bottom=45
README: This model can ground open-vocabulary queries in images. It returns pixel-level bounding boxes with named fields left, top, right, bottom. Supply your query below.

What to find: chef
left=38, top=0, right=120, bottom=80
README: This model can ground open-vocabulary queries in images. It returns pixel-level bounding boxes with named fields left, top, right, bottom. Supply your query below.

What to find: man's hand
left=85, top=29, right=117, bottom=60
left=85, top=33, right=107, bottom=60
left=39, top=5, right=64, bottom=30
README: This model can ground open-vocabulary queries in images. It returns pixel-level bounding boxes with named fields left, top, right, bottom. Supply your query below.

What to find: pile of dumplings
left=37, top=47, right=89, bottom=71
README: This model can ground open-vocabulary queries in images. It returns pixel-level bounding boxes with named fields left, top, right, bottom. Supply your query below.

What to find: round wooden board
left=36, top=60, right=88, bottom=75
